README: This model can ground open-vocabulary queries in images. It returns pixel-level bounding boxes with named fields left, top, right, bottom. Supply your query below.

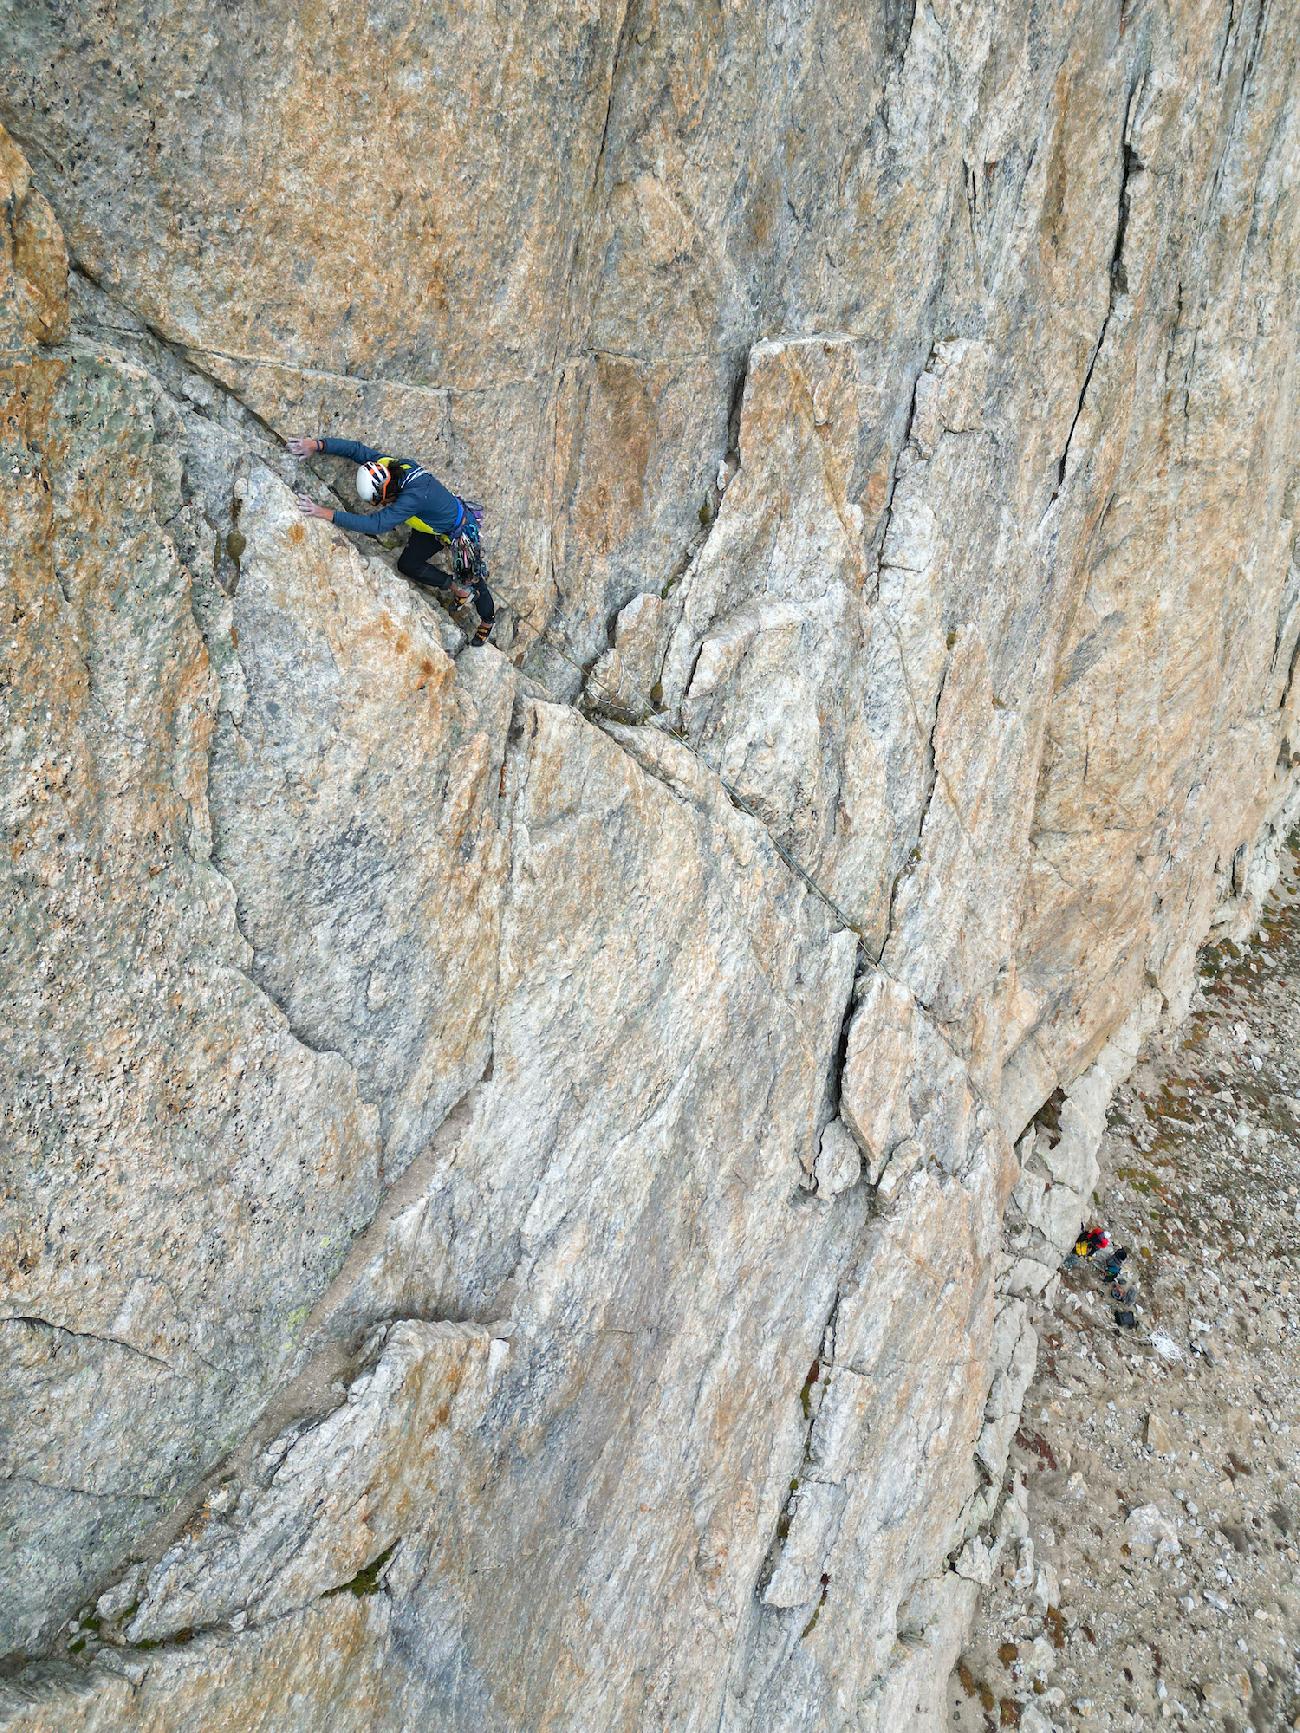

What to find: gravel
left=950, top=845, right=1300, bottom=1732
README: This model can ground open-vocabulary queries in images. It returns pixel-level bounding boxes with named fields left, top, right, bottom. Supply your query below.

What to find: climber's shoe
left=469, top=618, right=493, bottom=648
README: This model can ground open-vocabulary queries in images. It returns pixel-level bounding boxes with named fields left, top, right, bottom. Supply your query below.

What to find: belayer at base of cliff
left=289, top=435, right=495, bottom=646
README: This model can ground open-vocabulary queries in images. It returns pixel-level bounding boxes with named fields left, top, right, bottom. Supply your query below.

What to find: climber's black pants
left=398, top=531, right=494, bottom=624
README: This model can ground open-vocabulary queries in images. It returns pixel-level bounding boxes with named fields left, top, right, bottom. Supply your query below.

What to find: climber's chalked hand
left=297, top=494, right=333, bottom=520
left=286, top=436, right=321, bottom=458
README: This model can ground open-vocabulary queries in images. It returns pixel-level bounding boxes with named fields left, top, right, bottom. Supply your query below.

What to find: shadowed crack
left=1050, top=82, right=1143, bottom=500
left=825, top=949, right=867, bottom=1120
left=203, top=847, right=371, bottom=1091
left=1216, top=0, right=1239, bottom=80
left=871, top=358, right=926, bottom=595
left=602, top=716, right=864, bottom=936
left=50, top=1300, right=498, bottom=1665
left=756, top=1290, right=842, bottom=1603
left=886, top=0, right=918, bottom=63
left=322, top=1540, right=400, bottom=1602
left=725, top=344, right=750, bottom=458
left=1, top=1316, right=175, bottom=1372
left=0, top=1575, right=386, bottom=1706
left=651, top=341, right=751, bottom=615
left=67, top=261, right=291, bottom=453
left=1278, top=632, right=1300, bottom=735
left=874, top=650, right=956, bottom=967
left=5, top=1475, right=163, bottom=1506
left=590, top=0, right=637, bottom=203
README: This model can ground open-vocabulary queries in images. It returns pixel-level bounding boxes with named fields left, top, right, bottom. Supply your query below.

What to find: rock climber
left=1069, top=1225, right=1111, bottom=1263
left=1065, top=1223, right=1143, bottom=1329
left=288, top=435, right=495, bottom=646
left=1101, top=1246, right=1129, bottom=1282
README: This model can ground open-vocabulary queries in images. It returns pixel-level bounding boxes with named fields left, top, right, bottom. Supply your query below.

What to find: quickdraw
left=449, top=499, right=488, bottom=588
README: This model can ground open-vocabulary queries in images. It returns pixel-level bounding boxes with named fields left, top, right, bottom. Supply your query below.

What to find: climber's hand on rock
left=451, top=582, right=472, bottom=603
left=286, top=436, right=321, bottom=458
left=297, top=495, right=333, bottom=521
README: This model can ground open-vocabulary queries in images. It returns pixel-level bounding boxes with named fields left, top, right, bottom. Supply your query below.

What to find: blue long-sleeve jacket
left=320, top=438, right=463, bottom=538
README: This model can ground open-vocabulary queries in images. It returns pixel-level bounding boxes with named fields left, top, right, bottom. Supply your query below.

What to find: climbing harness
left=318, top=464, right=861, bottom=936
left=421, top=497, right=491, bottom=640
left=448, top=499, right=488, bottom=591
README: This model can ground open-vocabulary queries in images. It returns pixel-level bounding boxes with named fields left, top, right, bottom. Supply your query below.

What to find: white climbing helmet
left=356, top=459, right=392, bottom=504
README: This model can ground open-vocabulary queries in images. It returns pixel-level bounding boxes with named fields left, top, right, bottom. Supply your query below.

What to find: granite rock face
left=0, top=0, right=1297, bottom=1723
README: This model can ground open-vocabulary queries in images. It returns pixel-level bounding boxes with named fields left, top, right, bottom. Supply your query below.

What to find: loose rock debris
left=951, top=847, right=1300, bottom=1732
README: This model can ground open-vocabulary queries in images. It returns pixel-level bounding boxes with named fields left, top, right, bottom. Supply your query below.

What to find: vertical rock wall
left=0, top=0, right=1296, bottom=1726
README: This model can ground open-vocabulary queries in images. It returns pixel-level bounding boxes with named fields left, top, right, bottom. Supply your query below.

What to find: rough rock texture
left=951, top=853, right=1300, bottom=1732
left=0, top=0, right=1297, bottom=1723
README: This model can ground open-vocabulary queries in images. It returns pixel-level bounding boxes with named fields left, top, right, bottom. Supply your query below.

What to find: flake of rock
left=814, top=1115, right=864, bottom=1198
left=93, top=1567, right=145, bottom=1627
left=0, top=0, right=1298, bottom=1717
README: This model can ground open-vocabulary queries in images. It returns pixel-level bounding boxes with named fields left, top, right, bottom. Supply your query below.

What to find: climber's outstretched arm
left=286, top=435, right=384, bottom=464
left=293, top=492, right=423, bottom=534
left=288, top=432, right=414, bottom=530
left=330, top=497, right=422, bottom=536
